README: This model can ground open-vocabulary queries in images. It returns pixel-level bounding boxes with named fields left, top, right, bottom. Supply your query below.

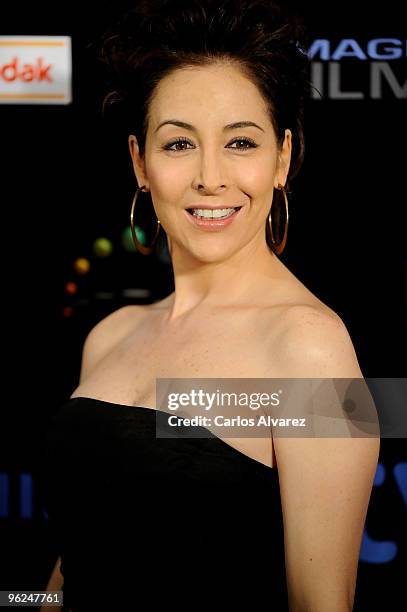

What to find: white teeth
left=191, top=207, right=237, bottom=219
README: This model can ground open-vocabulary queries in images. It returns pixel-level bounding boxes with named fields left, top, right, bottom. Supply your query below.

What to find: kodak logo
left=0, top=56, right=53, bottom=82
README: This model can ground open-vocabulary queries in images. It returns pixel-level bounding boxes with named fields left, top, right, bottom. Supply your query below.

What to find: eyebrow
left=154, top=119, right=265, bottom=134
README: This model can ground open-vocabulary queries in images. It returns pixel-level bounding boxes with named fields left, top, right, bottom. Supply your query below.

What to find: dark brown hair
left=96, top=0, right=313, bottom=192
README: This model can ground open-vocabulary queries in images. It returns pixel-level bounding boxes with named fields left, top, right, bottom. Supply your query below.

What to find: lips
left=184, top=205, right=243, bottom=230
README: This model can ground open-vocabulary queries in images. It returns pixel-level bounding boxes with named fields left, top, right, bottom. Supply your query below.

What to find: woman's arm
left=273, top=307, right=380, bottom=612
left=39, top=306, right=144, bottom=612
left=40, top=556, right=63, bottom=612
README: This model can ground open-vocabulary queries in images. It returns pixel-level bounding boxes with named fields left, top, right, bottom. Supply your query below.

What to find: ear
left=274, top=129, right=292, bottom=188
left=128, top=135, right=149, bottom=190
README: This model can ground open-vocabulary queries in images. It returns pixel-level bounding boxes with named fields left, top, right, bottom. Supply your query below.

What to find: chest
left=82, top=311, right=288, bottom=404
left=71, top=308, right=295, bottom=469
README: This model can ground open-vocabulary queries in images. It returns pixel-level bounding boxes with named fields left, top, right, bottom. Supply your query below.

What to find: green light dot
left=121, top=225, right=146, bottom=253
left=121, top=226, right=136, bottom=252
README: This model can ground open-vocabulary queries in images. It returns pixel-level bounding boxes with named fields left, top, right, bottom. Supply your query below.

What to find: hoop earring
left=268, top=183, right=289, bottom=255
left=130, top=185, right=161, bottom=255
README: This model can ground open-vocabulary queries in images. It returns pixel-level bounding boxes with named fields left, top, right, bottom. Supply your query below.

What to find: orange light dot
left=65, top=281, right=78, bottom=295
left=74, top=257, right=91, bottom=275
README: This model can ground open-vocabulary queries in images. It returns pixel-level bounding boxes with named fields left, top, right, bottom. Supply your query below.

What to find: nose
left=196, top=182, right=227, bottom=193
left=193, top=148, right=228, bottom=194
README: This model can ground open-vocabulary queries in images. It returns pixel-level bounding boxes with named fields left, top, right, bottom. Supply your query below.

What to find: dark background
left=0, top=2, right=405, bottom=610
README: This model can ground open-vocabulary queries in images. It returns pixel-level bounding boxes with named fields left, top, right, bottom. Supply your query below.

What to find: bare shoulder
left=85, top=304, right=147, bottom=344
left=276, top=302, right=363, bottom=378
left=270, top=306, right=378, bottom=609
left=79, top=305, right=147, bottom=383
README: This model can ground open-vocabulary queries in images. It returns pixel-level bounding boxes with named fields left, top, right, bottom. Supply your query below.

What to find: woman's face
left=129, top=62, right=291, bottom=262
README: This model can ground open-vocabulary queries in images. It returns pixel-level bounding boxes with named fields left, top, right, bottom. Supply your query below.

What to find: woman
left=41, top=1, right=380, bottom=610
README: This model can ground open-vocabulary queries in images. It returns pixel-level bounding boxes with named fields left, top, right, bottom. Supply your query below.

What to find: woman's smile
left=183, top=205, right=244, bottom=230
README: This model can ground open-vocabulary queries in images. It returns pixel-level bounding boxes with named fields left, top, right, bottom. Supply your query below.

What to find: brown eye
left=228, top=138, right=258, bottom=149
left=163, top=137, right=193, bottom=151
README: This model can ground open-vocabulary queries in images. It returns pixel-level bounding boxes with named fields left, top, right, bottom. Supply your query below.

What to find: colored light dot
left=65, top=281, right=78, bottom=295
left=121, top=226, right=138, bottom=252
left=62, top=306, right=74, bottom=317
left=73, top=257, right=91, bottom=275
left=93, top=237, right=113, bottom=258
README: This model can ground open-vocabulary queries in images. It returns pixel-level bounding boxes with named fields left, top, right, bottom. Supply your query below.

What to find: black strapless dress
left=39, top=397, right=288, bottom=611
